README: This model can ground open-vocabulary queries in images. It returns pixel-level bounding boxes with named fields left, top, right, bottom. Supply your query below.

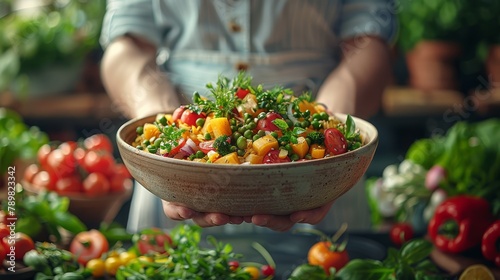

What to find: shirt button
left=228, top=19, right=242, bottom=32
left=235, top=62, right=249, bottom=71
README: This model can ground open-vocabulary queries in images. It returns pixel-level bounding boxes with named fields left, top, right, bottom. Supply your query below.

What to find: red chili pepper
left=428, top=195, right=494, bottom=254
left=481, top=220, right=500, bottom=267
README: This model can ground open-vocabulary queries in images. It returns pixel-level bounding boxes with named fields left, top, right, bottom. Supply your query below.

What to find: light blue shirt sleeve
left=100, top=0, right=163, bottom=48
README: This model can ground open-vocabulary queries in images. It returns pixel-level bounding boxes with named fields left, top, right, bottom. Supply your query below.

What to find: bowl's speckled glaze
left=117, top=113, right=378, bottom=216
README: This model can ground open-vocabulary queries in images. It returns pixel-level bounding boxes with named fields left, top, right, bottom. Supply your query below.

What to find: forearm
left=100, top=36, right=182, bottom=119
left=316, top=36, right=392, bottom=119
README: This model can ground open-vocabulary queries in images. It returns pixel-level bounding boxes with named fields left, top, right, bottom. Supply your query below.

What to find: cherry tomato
left=198, top=140, right=215, bottom=154
left=323, top=128, right=348, bottom=156
left=23, top=163, right=40, bottom=184
left=136, top=228, right=173, bottom=255
left=171, top=106, right=186, bottom=123
left=308, top=241, right=350, bottom=274
left=37, top=144, right=52, bottom=169
left=86, top=258, right=106, bottom=278
left=2, top=232, right=35, bottom=260
left=261, top=264, right=275, bottom=277
left=31, top=170, right=55, bottom=191
left=73, top=147, right=87, bottom=166
left=180, top=109, right=206, bottom=126
left=256, top=112, right=283, bottom=132
left=113, top=163, right=132, bottom=179
left=46, top=148, right=76, bottom=177
left=263, top=150, right=291, bottom=164
left=235, top=88, right=250, bottom=99
left=55, top=175, right=83, bottom=195
left=70, top=229, right=109, bottom=265
left=59, top=141, right=78, bottom=155
left=84, top=134, right=114, bottom=154
left=243, top=266, right=260, bottom=280
left=390, top=222, right=414, bottom=246
left=228, top=261, right=240, bottom=271
left=83, top=172, right=110, bottom=196
left=0, top=223, right=10, bottom=239
left=104, top=257, right=122, bottom=276
left=82, top=150, right=115, bottom=175
left=109, top=175, right=132, bottom=192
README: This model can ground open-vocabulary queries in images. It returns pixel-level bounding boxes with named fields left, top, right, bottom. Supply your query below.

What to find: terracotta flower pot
left=406, top=41, right=461, bottom=91
left=486, top=45, right=500, bottom=88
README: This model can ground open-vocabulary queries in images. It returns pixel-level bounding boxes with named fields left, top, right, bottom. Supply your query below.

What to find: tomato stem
left=330, top=223, right=348, bottom=243
left=251, top=242, right=276, bottom=268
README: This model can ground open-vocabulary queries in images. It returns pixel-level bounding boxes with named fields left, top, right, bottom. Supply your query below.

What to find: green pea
left=136, top=126, right=144, bottom=135
left=230, top=118, right=237, bottom=126
left=238, top=126, right=246, bottom=134
left=153, top=138, right=162, bottom=147
left=136, top=145, right=144, bottom=150
left=320, top=111, right=329, bottom=120
left=196, top=118, right=205, bottom=127
left=290, top=136, right=298, bottom=144
left=244, top=130, right=253, bottom=139
left=270, top=132, right=279, bottom=139
left=311, top=120, right=321, bottom=129
left=303, top=110, right=311, bottom=118
left=204, top=133, right=212, bottom=140
left=312, top=113, right=321, bottom=120
left=257, top=112, right=267, bottom=120
left=233, top=132, right=242, bottom=140
left=257, top=130, right=265, bottom=137
left=305, top=154, right=312, bottom=160
left=252, top=134, right=261, bottom=141
left=244, top=113, right=252, bottom=120
left=237, top=149, right=246, bottom=156
left=195, top=150, right=205, bottom=158
left=237, top=136, right=247, bottom=149
left=230, top=146, right=237, bottom=152
left=290, top=154, right=300, bottom=161
left=301, top=120, right=310, bottom=128
left=142, top=139, right=150, bottom=146
left=246, top=122, right=256, bottom=130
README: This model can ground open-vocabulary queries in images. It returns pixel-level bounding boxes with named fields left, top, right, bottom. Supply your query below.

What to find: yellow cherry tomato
left=104, top=256, right=122, bottom=276
left=243, top=266, right=260, bottom=280
left=119, top=251, right=137, bottom=265
left=86, top=258, right=105, bottom=278
left=137, top=255, right=153, bottom=263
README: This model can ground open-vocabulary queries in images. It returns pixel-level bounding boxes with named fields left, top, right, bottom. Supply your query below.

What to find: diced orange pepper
left=291, top=137, right=309, bottom=159
left=210, top=117, right=232, bottom=138
left=310, top=144, right=326, bottom=159
left=214, top=152, right=240, bottom=164
left=252, top=135, right=279, bottom=156
left=298, top=100, right=318, bottom=115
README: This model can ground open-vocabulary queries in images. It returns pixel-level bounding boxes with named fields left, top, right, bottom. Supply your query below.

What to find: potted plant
left=0, top=0, right=105, bottom=98
left=397, top=0, right=469, bottom=91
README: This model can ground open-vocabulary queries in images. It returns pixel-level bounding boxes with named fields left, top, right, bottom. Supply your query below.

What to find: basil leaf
left=345, top=115, right=356, bottom=138
left=336, top=259, right=392, bottom=280
left=400, top=239, right=433, bottom=265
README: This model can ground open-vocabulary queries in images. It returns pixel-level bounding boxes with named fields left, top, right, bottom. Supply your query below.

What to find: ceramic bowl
left=116, top=113, right=378, bottom=216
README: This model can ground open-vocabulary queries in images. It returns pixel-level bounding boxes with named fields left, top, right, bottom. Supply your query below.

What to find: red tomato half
left=172, top=106, right=186, bottom=123
left=390, top=223, right=414, bottom=246
left=199, top=140, right=215, bottom=154
left=323, top=128, right=347, bottom=156
left=2, top=232, right=35, bottom=260
left=256, top=112, right=283, bottom=132
left=180, top=109, right=206, bottom=126
left=84, top=134, right=114, bottom=154
left=136, top=229, right=173, bottom=255
left=263, top=150, right=291, bottom=164
left=70, top=229, right=109, bottom=265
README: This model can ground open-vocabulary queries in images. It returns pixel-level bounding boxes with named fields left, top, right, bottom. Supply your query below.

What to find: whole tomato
left=84, top=134, right=114, bottom=154
left=109, top=175, right=132, bottom=192
left=82, top=150, right=115, bottom=175
left=37, top=144, right=52, bottom=170
left=2, top=232, right=35, bottom=260
left=308, top=241, right=350, bottom=274
left=70, top=229, right=109, bottom=265
left=323, top=128, right=347, bottom=156
left=256, top=112, right=283, bottom=133
left=83, top=172, right=110, bottom=196
left=23, top=163, right=40, bottom=184
left=390, top=222, right=414, bottom=246
left=171, top=106, right=186, bottom=123
left=46, top=148, right=77, bottom=178
left=136, top=228, right=173, bottom=255
left=180, top=109, right=205, bottom=126
left=31, top=170, right=56, bottom=191
left=55, top=175, right=83, bottom=195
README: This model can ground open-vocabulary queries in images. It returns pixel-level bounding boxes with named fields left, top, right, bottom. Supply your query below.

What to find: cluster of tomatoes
left=0, top=211, right=35, bottom=264
left=69, top=228, right=173, bottom=278
left=23, top=134, right=132, bottom=196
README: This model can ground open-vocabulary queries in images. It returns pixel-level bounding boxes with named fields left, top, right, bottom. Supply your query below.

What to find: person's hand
left=251, top=201, right=334, bottom=232
left=162, top=201, right=248, bottom=227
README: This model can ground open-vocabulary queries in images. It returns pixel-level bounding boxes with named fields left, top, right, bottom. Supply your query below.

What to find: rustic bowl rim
left=116, top=113, right=379, bottom=169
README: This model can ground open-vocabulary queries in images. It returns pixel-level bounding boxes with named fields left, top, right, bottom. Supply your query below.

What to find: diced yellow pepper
left=143, top=123, right=161, bottom=141
left=310, top=144, right=326, bottom=159
left=214, top=152, right=240, bottom=164
left=245, top=154, right=264, bottom=164
left=252, top=135, right=279, bottom=156
left=291, top=136, right=309, bottom=159
left=210, top=117, right=232, bottom=138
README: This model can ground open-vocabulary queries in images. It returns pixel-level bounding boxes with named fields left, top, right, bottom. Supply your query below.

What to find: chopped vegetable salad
left=133, top=73, right=363, bottom=164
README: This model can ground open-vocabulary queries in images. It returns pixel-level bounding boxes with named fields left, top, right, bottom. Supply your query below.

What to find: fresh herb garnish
left=273, top=118, right=306, bottom=144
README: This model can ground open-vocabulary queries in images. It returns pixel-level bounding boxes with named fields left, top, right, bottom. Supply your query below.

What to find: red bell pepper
left=481, top=220, right=500, bottom=267
left=428, top=195, right=494, bottom=254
